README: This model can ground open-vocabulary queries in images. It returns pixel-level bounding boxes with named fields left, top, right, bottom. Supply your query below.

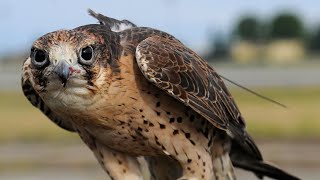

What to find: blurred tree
left=205, top=33, right=230, bottom=62
left=234, top=16, right=261, bottom=41
left=308, top=26, right=320, bottom=52
left=269, top=13, right=305, bottom=39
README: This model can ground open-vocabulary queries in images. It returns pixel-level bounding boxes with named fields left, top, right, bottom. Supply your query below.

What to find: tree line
left=206, top=12, right=320, bottom=61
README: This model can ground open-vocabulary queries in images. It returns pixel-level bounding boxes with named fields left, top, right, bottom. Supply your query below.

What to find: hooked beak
left=54, top=61, right=70, bottom=87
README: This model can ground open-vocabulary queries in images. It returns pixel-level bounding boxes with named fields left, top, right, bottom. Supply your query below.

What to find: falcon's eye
left=31, top=48, right=49, bottom=69
left=79, top=46, right=94, bottom=65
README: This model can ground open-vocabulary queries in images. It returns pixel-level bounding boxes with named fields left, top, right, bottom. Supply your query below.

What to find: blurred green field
left=0, top=91, right=78, bottom=143
left=0, top=86, right=319, bottom=143
left=232, top=86, right=320, bottom=139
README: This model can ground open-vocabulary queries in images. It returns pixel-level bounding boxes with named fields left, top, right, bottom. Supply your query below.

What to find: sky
left=2, top=0, right=320, bottom=56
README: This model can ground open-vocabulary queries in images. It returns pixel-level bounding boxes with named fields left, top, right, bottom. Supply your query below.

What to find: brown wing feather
left=135, top=36, right=245, bottom=131
left=21, top=58, right=75, bottom=132
left=135, top=36, right=269, bottom=176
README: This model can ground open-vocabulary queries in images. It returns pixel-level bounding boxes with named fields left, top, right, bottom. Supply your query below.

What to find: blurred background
left=0, top=0, right=319, bottom=179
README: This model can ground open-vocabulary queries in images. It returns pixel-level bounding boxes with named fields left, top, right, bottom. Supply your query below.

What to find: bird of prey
left=22, top=9, right=299, bottom=180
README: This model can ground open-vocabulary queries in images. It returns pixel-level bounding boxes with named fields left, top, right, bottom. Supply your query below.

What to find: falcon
left=22, top=10, right=299, bottom=180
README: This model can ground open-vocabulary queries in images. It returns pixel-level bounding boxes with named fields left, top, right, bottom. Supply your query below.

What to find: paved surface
left=215, top=66, right=320, bottom=87
left=0, top=141, right=319, bottom=180
left=1, top=65, right=320, bottom=91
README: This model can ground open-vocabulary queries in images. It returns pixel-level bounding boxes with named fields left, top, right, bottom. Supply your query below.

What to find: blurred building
left=231, top=39, right=305, bottom=64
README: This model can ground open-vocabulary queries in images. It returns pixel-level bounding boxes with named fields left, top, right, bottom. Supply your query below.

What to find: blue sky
left=2, top=0, right=320, bottom=55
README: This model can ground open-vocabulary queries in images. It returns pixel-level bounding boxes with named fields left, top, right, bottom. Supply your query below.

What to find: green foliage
left=234, top=16, right=261, bottom=41
left=308, top=26, right=320, bottom=52
left=205, top=12, right=320, bottom=60
left=231, top=12, right=305, bottom=41
left=205, top=34, right=230, bottom=61
left=269, top=13, right=305, bottom=39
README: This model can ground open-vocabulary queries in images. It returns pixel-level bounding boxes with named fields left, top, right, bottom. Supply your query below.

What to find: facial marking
left=28, top=25, right=120, bottom=104
left=49, top=43, right=78, bottom=65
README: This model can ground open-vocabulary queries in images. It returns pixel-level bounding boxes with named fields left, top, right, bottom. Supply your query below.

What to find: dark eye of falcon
left=31, top=48, right=49, bottom=69
left=79, top=46, right=94, bottom=65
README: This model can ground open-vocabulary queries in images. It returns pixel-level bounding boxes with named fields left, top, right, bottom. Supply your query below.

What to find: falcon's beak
left=54, top=60, right=70, bottom=87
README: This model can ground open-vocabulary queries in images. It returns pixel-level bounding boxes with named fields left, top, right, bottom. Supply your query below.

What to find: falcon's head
left=23, top=25, right=122, bottom=107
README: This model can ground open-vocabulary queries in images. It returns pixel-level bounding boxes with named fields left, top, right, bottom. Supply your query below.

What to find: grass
left=0, top=86, right=319, bottom=143
left=0, top=91, right=78, bottom=143
left=230, top=86, right=320, bottom=139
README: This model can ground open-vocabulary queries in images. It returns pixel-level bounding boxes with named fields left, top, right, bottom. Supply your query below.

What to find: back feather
left=88, top=9, right=136, bottom=32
